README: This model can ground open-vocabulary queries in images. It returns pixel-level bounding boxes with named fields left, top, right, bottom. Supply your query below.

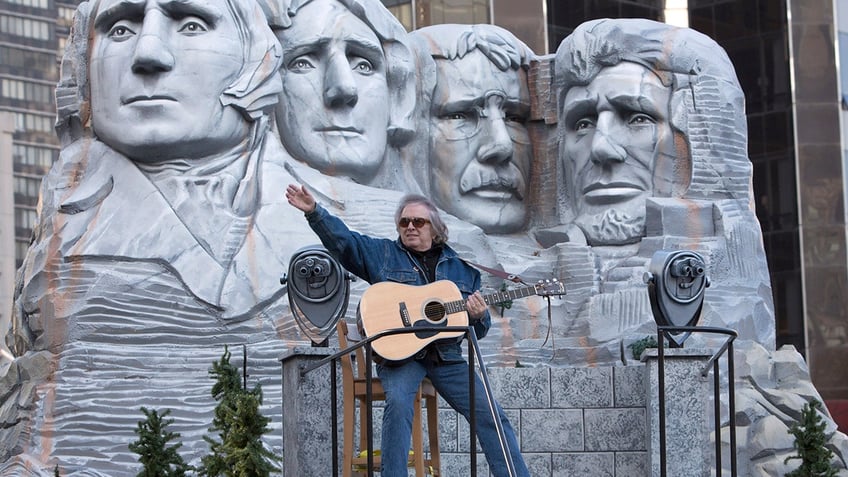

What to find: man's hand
left=466, top=291, right=487, bottom=321
left=286, top=184, right=316, bottom=214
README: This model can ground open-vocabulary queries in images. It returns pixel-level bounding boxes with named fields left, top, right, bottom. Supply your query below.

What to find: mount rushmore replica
left=0, top=0, right=845, bottom=474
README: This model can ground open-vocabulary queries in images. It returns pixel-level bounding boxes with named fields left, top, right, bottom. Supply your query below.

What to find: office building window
left=546, top=0, right=663, bottom=52
left=416, top=0, right=489, bottom=26
left=4, top=0, right=50, bottom=8
left=57, top=35, right=67, bottom=58
left=14, top=207, right=38, bottom=232
left=57, top=6, right=76, bottom=28
left=13, top=175, right=42, bottom=205
left=13, top=143, right=56, bottom=174
left=0, top=14, right=51, bottom=40
left=15, top=239, right=30, bottom=266
left=1, top=78, right=54, bottom=104
left=14, top=112, right=53, bottom=133
left=0, top=45, right=55, bottom=73
left=381, top=0, right=413, bottom=30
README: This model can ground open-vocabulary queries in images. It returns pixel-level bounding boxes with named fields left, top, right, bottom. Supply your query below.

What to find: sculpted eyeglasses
left=398, top=217, right=430, bottom=228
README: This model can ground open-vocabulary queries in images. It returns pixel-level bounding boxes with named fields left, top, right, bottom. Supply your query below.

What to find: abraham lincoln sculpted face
left=561, top=61, right=679, bottom=245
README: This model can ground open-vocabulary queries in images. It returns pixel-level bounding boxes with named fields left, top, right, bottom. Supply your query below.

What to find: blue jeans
left=377, top=358, right=530, bottom=477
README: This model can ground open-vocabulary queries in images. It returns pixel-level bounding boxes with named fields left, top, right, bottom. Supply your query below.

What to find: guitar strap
left=460, top=259, right=526, bottom=284
left=462, top=258, right=557, bottom=353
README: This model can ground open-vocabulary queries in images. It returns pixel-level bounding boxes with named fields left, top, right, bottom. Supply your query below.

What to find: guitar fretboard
left=443, top=285, right=537, bottom=314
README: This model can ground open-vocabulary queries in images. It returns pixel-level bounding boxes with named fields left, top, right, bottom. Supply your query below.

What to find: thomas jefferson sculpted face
left=275, top=0, right=390, bottom=182
left=89, top=0, right=249, bottom=163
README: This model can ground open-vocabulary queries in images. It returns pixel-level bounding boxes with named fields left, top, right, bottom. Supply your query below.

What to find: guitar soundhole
left=422, top=300, right=446, bottom=323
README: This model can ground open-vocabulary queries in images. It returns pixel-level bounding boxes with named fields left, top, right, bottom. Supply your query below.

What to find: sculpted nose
left=477, top=111, right=514, bottom=165
left=589, top=116, right=626, bottom=165
left=323, top=56, right=358, bottom=108
left=131, top=21, right=174, bottom=74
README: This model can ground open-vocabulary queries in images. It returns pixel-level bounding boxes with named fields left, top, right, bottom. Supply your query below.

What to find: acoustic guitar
left=358, top=279, right=565, bottom=361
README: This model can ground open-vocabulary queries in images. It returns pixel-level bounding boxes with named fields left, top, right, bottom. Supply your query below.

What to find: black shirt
left=407, top=244, right=442, bottom=283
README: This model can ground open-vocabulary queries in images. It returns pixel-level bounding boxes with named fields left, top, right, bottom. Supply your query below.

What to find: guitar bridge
left=399, top=302, right=411, bottom=327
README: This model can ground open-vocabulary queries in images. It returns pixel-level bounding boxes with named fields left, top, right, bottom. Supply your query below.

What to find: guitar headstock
left=534, top=278, right=566, bottom=297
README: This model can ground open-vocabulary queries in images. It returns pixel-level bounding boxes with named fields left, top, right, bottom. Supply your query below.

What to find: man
left=271, top=0, right=417, bottom=189
left=286, top=183, right=530, bottom=477
left=553, top=18, right=735, bottom=246
left=410, top=24, right=534, bottom=234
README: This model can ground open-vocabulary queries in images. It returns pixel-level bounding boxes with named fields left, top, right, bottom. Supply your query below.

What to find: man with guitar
left=286, top=184, right=530, bottom=476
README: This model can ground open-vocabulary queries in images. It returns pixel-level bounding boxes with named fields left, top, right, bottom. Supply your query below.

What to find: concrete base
left=280, top=346, right=339, bottom=477
left=643, top=348, right=713, bottom=477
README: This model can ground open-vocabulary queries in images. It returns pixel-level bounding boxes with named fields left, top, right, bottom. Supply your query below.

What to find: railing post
left=296, top=325, right=513, bottom=476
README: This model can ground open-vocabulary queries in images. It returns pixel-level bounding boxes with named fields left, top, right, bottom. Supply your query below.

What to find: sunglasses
left=398, top=217, right=431, bottom=228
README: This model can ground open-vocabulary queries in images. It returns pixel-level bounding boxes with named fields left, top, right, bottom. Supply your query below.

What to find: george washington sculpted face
left=89, top=0, right=250, bottom=162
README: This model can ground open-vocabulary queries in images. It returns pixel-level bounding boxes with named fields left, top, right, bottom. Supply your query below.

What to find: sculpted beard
left=575, top=208, right=645, bottom=246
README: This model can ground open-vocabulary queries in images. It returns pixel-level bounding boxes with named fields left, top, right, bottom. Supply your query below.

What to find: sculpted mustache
left=460, top=168, right=526, bottom=199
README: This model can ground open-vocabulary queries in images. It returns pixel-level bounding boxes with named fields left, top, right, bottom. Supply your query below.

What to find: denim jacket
left=305, top=204, right=490, bottom=363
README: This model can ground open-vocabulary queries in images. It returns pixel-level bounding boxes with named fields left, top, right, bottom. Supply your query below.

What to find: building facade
left=0, top=0, right=75, bottom=270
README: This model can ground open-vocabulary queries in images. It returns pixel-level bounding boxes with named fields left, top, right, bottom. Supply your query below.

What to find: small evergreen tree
left=785, top=399, right=838, bottom=477
left=200, top=346, right=242, bottom=476
left=628, top=336, right=659, bottom=360
left=199, top=345, right=280, bottom=477
left=129, top=407, right=193, bottom=477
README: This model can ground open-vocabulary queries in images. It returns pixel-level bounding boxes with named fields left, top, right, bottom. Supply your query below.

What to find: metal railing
left=656, top=326, right=738, bottom=477
left=300, top=325, right=517, bottom=477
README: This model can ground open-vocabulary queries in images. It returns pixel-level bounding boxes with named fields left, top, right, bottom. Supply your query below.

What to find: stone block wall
left=362, top=365, right=649, bottom=476
left=283, top=348, right=661, bottom=476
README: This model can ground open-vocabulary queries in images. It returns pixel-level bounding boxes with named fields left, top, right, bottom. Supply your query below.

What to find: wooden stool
left=337, top=320, right=440, bottom=476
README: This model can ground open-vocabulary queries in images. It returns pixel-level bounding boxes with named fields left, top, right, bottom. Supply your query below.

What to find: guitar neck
left=445, top=285, right=536, bottom=314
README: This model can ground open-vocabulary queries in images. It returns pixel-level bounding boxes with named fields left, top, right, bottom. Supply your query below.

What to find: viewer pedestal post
left=643, top=348, right=712, bottom=477
left=280, top=346, right=337, bottom=476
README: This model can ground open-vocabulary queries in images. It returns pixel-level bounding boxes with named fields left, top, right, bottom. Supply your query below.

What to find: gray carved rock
left=730, top=342, right=848, bottom=475
left=533, top=18, right=775, bottom=365
left=2, top=0, right=301, bottom=473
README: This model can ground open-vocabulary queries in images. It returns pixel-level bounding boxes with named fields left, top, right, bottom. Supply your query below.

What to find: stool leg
left=426, top=394, right=440, bottom=476
left=412, top=390, right=425, bottom=476
left=343, top=395, right=355, bottom=477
